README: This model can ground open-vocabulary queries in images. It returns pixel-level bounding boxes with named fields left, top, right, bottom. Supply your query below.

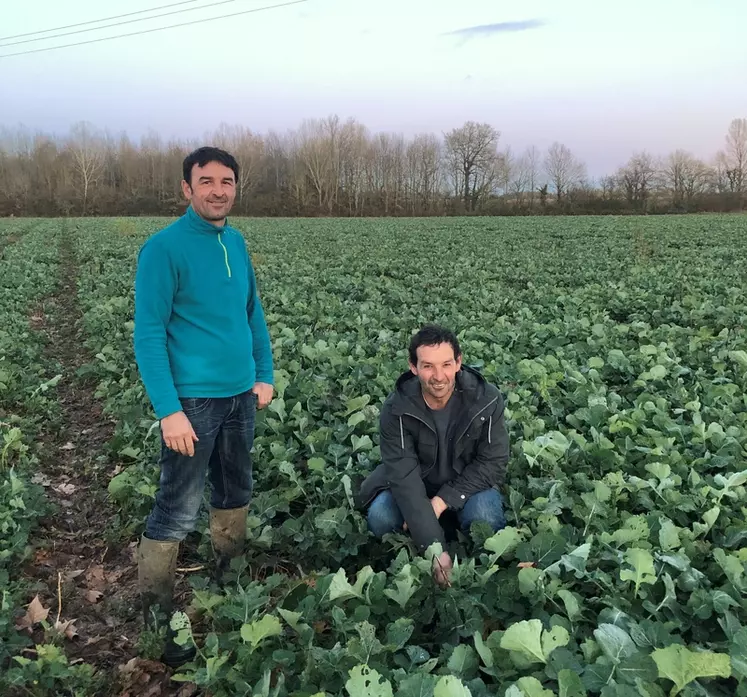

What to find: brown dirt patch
left=18, top=235, right=197, bottom=696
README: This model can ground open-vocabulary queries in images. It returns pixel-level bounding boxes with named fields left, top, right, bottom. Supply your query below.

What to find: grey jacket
left=356, top=366, right=509, bottom=551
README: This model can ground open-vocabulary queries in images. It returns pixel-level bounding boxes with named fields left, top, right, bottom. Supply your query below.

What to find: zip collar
left=185, top=204, right=232, bottom=235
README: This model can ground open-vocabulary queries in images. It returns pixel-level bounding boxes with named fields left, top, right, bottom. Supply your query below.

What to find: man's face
left=410, top=342, right=462, bottom=401
left=181, top=161, right=236, bottom=223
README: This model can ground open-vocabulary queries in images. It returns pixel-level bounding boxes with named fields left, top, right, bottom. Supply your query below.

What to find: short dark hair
left=408, top=324, right=462, bottom=366
left=182, top=146, right=239, bottom=186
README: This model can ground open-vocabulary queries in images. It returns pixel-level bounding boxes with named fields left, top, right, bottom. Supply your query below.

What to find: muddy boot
left=137, top=534, right=196, bottom=668
left=209, top=504, right=248, bottom=584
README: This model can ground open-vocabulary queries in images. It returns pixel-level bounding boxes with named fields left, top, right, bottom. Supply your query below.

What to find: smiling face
left=409, top=341, right=462, bottom=405
left=181, top=160, right=236, bottom=225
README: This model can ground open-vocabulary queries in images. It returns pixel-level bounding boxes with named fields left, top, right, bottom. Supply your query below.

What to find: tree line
left=1, top=117, right=745, bottom=217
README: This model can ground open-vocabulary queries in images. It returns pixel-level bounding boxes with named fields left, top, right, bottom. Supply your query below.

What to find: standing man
left=133, top=146, right=274, bottom=666
left=357, top=325, right=508, bottom=588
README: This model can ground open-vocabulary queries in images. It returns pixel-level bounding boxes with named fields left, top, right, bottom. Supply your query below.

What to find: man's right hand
left=161, top=411, right=199, bottom=456
left=432, top=551, right=452, bottom=588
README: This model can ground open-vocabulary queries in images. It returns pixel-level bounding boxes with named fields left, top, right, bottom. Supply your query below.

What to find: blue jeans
left=367, top=488, right=506, bottom=538
left=145, top=390, right=257, bottom=541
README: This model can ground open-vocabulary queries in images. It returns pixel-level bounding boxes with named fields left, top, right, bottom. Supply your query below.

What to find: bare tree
left=544, top=142, right=585, bottom=202
left=2, top=117, right=746, bottom=217
left=524, top=145, right=541, bottom=210
left=616, top=151, right=657, bottom=211
left=724, top=118, right=747, bottom=202
left=296, top=117, right=334, bottom=210
left=68, top=121, right=104, bottom=215
left=510, top=152, right=530, bottom=207
left=443, top=122, right=500, bottom=211
left=405, top=133, right=443, bottom=214
left=661, top=150, right=712, bottom=208
left=211, top=123, right=265, bottom=210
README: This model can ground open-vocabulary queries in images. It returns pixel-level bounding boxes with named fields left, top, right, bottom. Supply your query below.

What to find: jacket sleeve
left=437, top=396, right=509, bottom=511
left=380, top=403, right=446, bottom=552
left=133, top=238, right=182, bottom=420
left=246, top=251, right=274, bottom=385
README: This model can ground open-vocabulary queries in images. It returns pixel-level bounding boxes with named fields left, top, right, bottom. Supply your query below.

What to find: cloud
left=445, top=19, right=546, bottom=42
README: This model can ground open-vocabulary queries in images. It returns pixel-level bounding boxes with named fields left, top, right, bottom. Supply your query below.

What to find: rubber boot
left=209, top=504, right=248, bottom=585
left=137, top=534, right=196, bottom=668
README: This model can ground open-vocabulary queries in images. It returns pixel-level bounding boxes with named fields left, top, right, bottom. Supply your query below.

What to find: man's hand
left=432, top=551, right=453, bottom=588
left=403, top=496, right=449, bottom=532
left=430, top=496, right=448, bottom=520
left=252, top=382, right=274, bottom=409
left=161, top=411, right=199, bottom=456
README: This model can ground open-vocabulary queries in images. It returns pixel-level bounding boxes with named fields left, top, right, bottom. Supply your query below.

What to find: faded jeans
left=367, top=488, right=506, bottom=538
left=145, top=390, right=257, bottom=541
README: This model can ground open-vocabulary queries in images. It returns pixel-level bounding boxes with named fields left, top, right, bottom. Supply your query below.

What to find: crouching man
left=357, top=325, right=508, bottom=587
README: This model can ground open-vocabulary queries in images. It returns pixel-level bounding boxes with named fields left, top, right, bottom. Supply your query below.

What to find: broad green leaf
left=582, top=657, right=615, bottom=691
left=558, top=669, right=587, bottom=697
left=307, top=456, right=326, bottom=471
left=658, top=520, right=681, bottom=552
left=557, top=589, right=582, bottom=621
left=619, top=548, right=656, bottom=596
left=348, top=411, right=366, bottom=427
left=348, top=621, right=384, bottom=664
left=386, top=618, right=414, bottom=650
left=729, top=350, right=747, bottom=370
left=397, top=673, right=437, bottom=697
left=714, top=548, right=745, bottom=587
left=345, top=394, right=371, bottom=415
left=384, top=564, right=417, bottom=609
left=651, top=645, right=731, bottom=696
left=616, top=654, right=658, bottom=686
left=730, top=627, right=747, bottom=678
left=484, top=526, right=522, bottom=558
left=512, top=676, right=555, bottom=697
left=599, top=687, right=638, bottom=697
left=346, top=665, right=393, bottom=697
left=446, top=645, right=478, bottom=679
left=693, top=506, right=720, bottom=538
left=329, top=566, right=375, bottom=602
left=473, top=631, right=494, bottom=668
left=277, top=608, right=303, bottom=631
left=433, top=675, right=472, bottom=697
left=648, top=364, right=667, bottom=380
left=352, top=434, right=373, bottom=452
left=107, top=471, right=132, bottom=497
left=545, top=542, right=591, bottom=578
left=501, top=619, right=569, bottom=665
left=240, top=615, right=282, bottom=648
left=519, top=566, right=543, bottom=596
left=593, top=624, right=637, bottom=664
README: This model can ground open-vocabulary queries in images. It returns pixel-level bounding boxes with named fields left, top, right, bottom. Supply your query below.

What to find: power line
left=1, top=0, right=249, bottom=48
left=0, top=0, right=307, bottom=59
left=0, top=0, right=202, bottom=42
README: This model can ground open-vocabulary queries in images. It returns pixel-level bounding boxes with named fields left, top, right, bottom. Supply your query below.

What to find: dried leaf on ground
left=15, top=595, right=50, bottom=631
left=85, top=589, right=104, bottom=604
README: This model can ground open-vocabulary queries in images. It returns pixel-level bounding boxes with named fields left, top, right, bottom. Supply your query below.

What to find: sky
left=1, top=0, right=746, bottom=177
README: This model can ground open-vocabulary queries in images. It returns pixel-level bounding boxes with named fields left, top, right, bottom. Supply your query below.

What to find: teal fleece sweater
left=133, top=206, right=273, bottom=419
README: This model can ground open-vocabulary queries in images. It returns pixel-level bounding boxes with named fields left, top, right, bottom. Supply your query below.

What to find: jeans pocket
left=181, top=397, right=211, bottom=416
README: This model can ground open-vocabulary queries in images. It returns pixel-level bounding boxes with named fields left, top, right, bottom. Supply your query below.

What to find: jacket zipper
left=217, top=233, right=232, bottom=278
left=402, top=412, right=438, bottom=473
left=402, top=396, right=497, bottom=475
left=453, top=396, right=498, bottom=445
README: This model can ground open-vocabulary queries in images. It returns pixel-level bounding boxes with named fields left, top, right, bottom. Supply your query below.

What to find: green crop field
left=1, top=214, right=747, bottom=697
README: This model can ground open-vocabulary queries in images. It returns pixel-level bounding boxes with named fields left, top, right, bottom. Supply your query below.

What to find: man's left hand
left=252, top=382, right=274, bottom=409
left=430, top=496, right=448, bottom=519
